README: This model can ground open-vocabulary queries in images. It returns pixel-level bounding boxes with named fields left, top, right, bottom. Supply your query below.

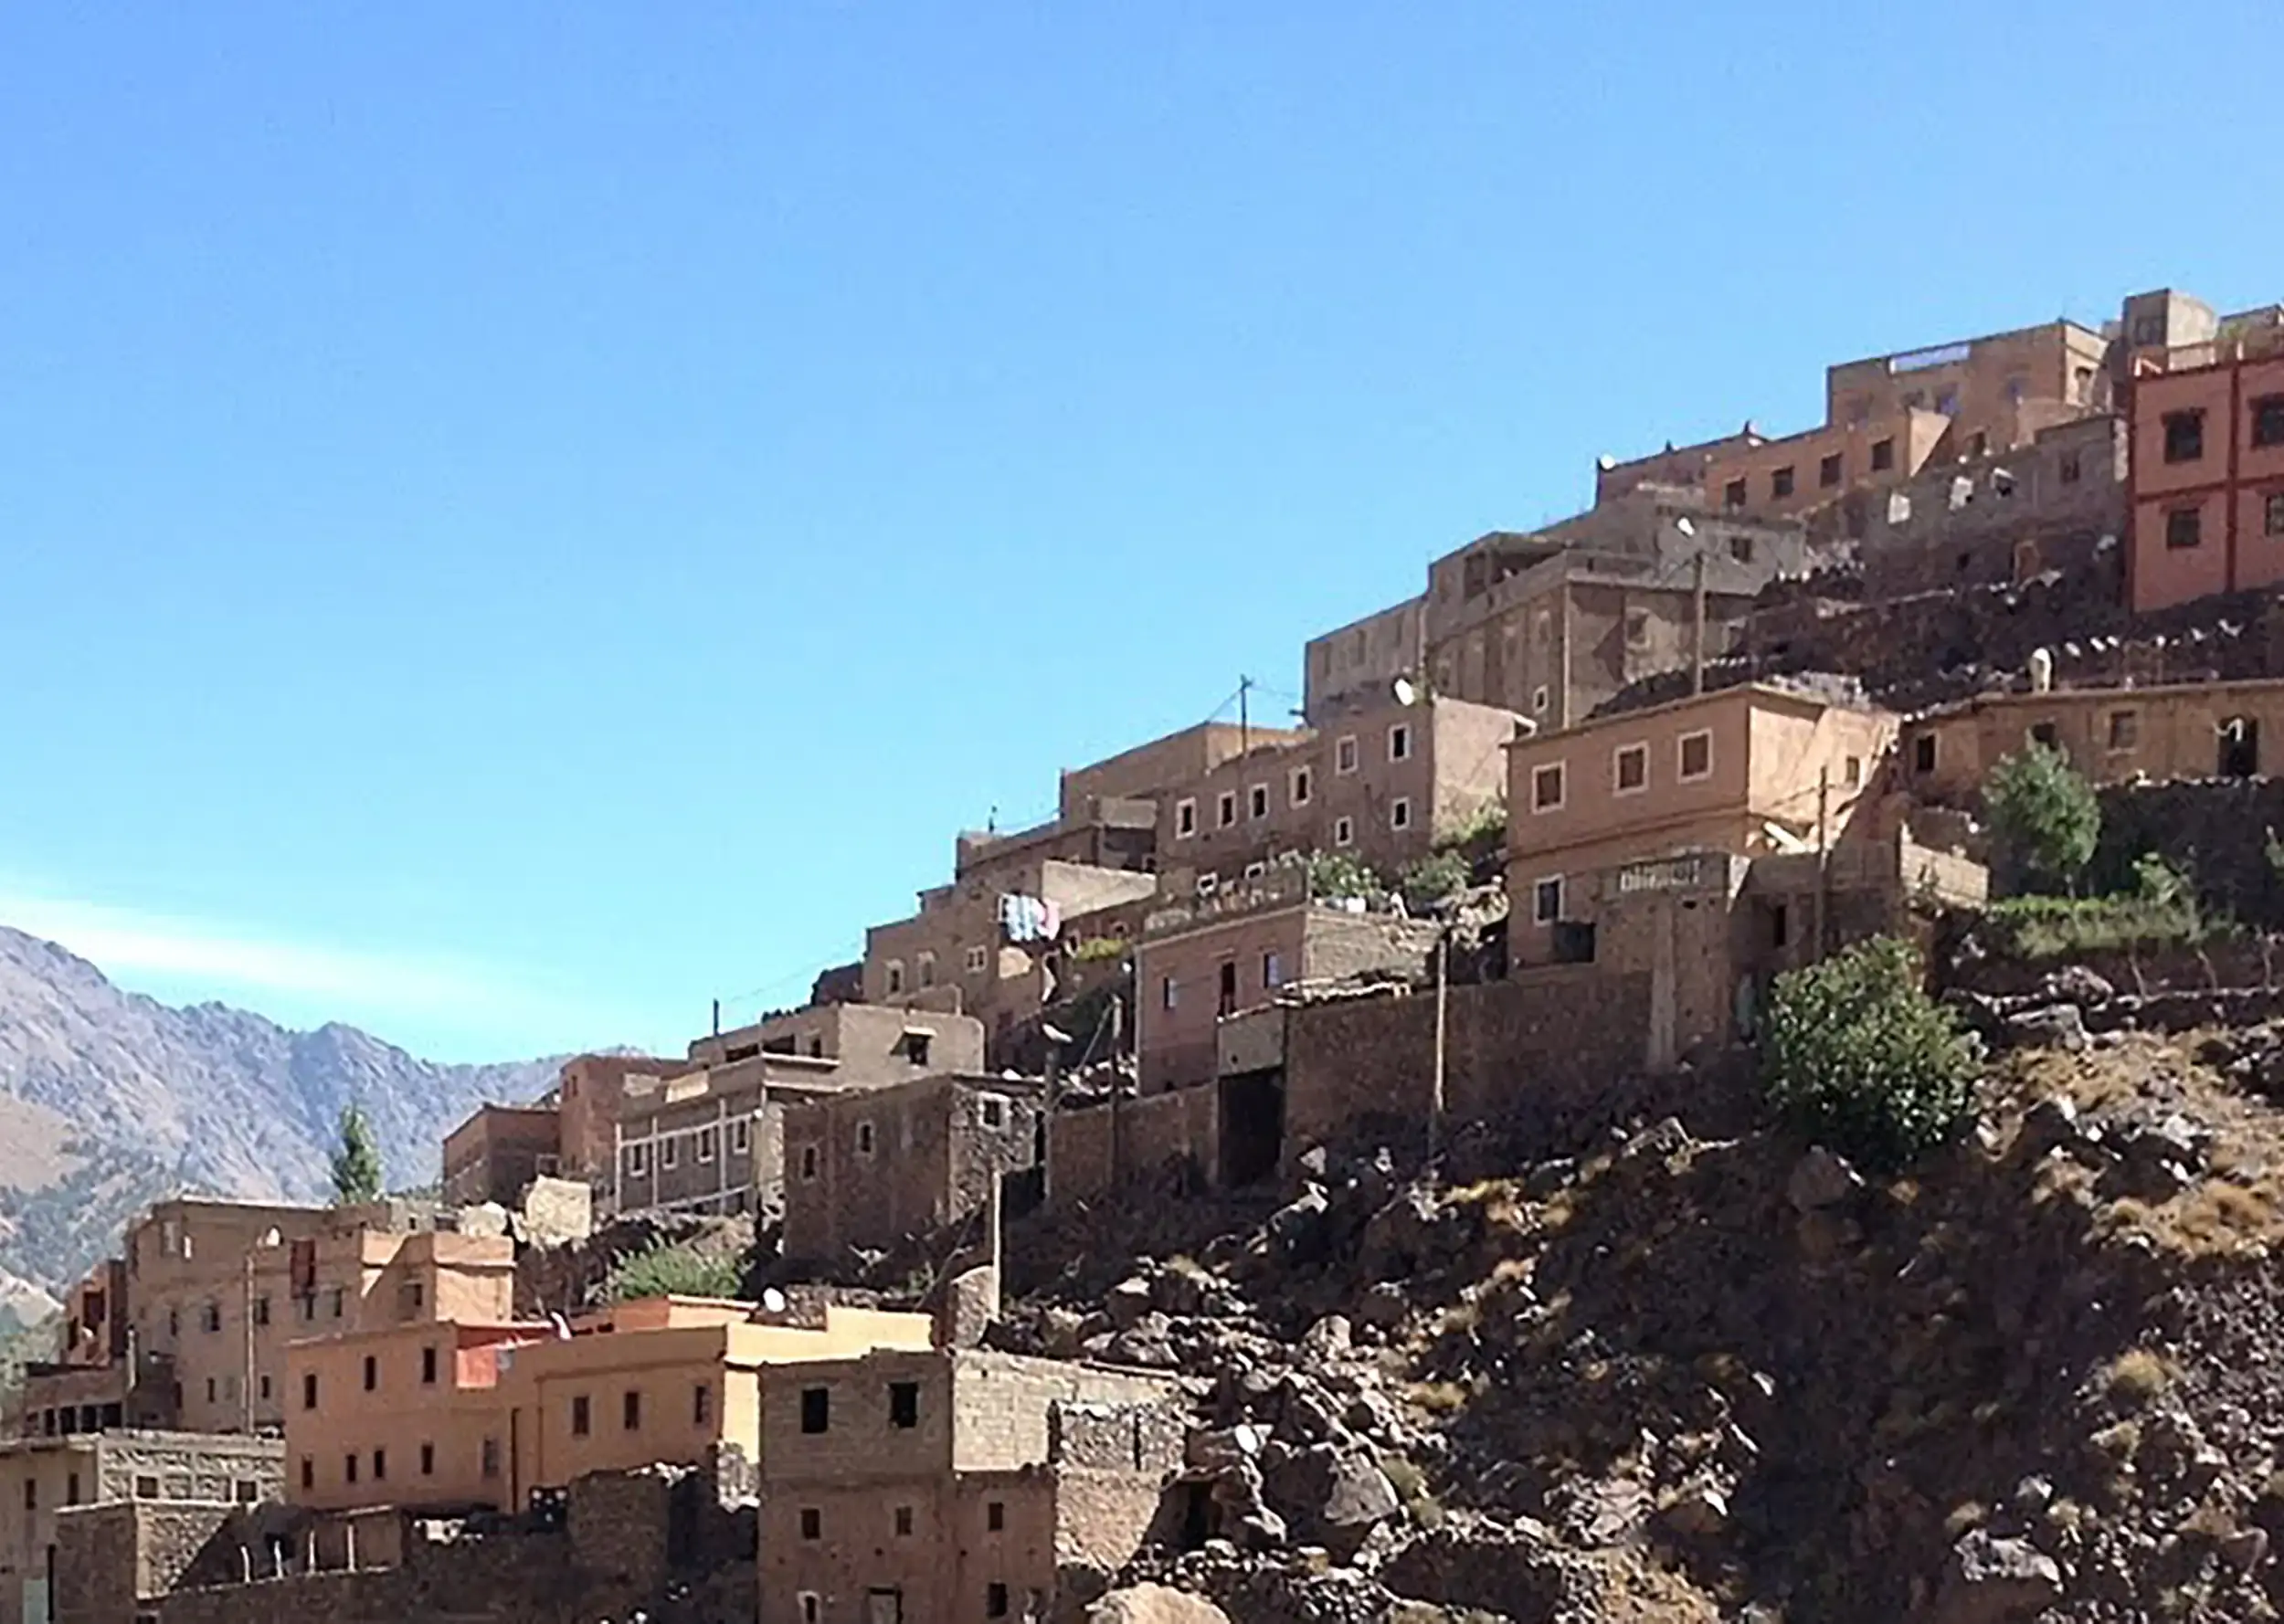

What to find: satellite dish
left=259, top=1229, right=281, bottom=1248
left=1390, top=676, right=1419, bottom=707
left=1674, top=517, right=1697, bottom=537
left=1042, top=1024, right=1073, bottom=1046
left=762, top=1288, right=787, bottom=1314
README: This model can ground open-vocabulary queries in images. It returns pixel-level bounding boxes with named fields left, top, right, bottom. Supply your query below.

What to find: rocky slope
left=0, top=926, right=563, bottom=1292
left=984, top=1008, right=2284, bottom=1623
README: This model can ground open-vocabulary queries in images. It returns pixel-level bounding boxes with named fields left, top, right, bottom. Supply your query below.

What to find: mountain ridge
left=0, top=924, right=568, bottom=1292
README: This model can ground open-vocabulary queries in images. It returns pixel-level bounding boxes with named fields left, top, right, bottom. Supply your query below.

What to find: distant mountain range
left=0, top=926, right=565, bottom=1299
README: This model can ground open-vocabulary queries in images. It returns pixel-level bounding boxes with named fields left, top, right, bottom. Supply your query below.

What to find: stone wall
left=1046, top=1087, right=1218, bottom=1209
left=1283, top=969, right=1654, bottom=1165
left=59, top=1463, right=753, bottom=1624
left=2088, top=777, right=2284, bottom=928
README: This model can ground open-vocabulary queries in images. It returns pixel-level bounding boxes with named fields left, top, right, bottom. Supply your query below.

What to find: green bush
left=1306, top=849, right=1385, bottom=904
left=1398, top=850, right=1470, bottom=913
left=1983, top=743, right=2100, bottom=894
left=1433, top=797, right=1507, bottom=853
left=606, top=1242, right=743, bottom=1303
left=1759, top=937, right=1979, bottom=1174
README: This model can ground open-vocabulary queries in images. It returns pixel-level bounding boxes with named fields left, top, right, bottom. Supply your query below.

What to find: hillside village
left=16, top=282, right=2284, bottom=1622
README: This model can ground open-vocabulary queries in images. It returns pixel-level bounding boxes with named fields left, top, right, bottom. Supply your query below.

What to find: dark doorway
left=867, top=1588, right=904, bottom=1624
left=2221, top=717, right=2260, bottom=778
left=1177, top=1482, right=1214, bottom=1550
left=1217, top=961, right=1238, bottom=1018
left=1219, top=1070, right=1285, bottom=1187
left=1551, top=921, right=1597, bottom=964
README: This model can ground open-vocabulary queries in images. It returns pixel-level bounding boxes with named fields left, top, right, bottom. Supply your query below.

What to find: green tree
left=329, top=1103, right=385, bottom=1206
left=1983, top=743, right=2100, bottom=893
left=1398, top=850, right=1470, bottom=914
left=1759, top=936, right=1980, bottom=1174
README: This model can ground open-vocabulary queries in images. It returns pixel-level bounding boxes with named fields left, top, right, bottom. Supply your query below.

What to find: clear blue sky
left=3, top=2, right=2279, bottom=1061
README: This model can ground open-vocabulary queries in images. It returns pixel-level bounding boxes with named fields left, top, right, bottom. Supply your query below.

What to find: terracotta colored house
left=2125, top=329, right=2284, bottom=613
left=1504, top=682, right=1897, bottom=969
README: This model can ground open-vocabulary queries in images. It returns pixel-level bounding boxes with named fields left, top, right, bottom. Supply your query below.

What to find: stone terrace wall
left=2088, top=778, right=2284, bottom=928
left=1601, top=578, right=2284, bottom=719
left=1047, top=1087, right=1218, bottom=1208
left=1283, top=969, right=1653, bottom=1165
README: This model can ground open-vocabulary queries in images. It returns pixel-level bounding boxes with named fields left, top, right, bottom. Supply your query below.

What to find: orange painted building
left=283, top=1298, right=935, bottom=1513
left=2125, top=333, right=2284, bottom=612
left=1504, top=683, right=1896, bottom=966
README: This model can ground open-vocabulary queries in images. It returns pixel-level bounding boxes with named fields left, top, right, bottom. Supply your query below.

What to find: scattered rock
left=1940, top=1530, right=2064, bottom=1622
left=1787, top=1146, right=1864, bottom=1212
left=2006, top=1003, right=2089, bottom=1053
left=1088, top=1583, right=1232, bottom=1624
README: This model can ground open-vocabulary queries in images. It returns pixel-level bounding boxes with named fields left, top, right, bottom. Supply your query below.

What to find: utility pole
left=1427, top=931, right=1450, bottom=1165
left=1237, top=675, right=1253, bottom=754
left=1815, top=765, right=1832, bottom=957
left=242, top=1250, right=255, bottom=1434
left=1691, top=551, right=1708, bottom=697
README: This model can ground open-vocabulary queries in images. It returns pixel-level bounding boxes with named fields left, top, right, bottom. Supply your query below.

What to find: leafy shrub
left=1759, top=936, right=1979, bottom=1174
left=1983, top=743, right=2099, bottom=893
left=1433, top=797, right=1507, bottom=853
left=1305, top=849, right=1385, bottom=904
left=606, top=1241, right=742, bottom=1303
left=1398, top=850, right=1470, bottom=913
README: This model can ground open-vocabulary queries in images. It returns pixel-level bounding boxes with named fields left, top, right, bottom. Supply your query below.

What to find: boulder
left=2006, top=1003, right=2088, bottom=1053
left=1105, top=1276, right=1157, bottom=1330
left=1088, top=1584, right=1233, bottom=1624
left=1660, top=1479, right=1730, bottom=1538
left=2040, top=965, right=2116, bottom=1006
left=1357, top=1281, right=1412, bottom=1331
left=1938, top=1530, right=2064, bottom=1623
left=1787, top=1146, right=1863, bottom=1212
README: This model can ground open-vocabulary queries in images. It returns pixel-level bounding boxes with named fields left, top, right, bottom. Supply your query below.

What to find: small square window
left=1242, top=859, right=1265, bottom=880
left=363, top=1356, right=376, bottom=1392
left=1677, top=731, right=1712, bottom=781
left=1844, top=754, right=1863, bottom=787
left=1290, top=766, right=1312, bottom=807
left=422, top=1346, right=438, bottom=1386
left=799, top=1144, right=819, bottom=1181
left=372, top=1449, right=386, bottom=1482
left=661, top=1135, right=679, bottom=1171
left=302, top=1374, right=319, bottom=1411
left=327, top=1289, right=344, bottom=1320
left=731, top=1118, right=751, bottom=1155
left=1336, top=736, right=1359, bottom=775
left=697, top=1126, right=717, bottom=1164
left=1175, top=797, right=1197, bottom=838
left=856, top=1122, right=876, bottom=1158
left=2164, top=408, right=2205, bottom=463
left=1531, top=685, right=1549, bottom=716
left=980, top=1094, right=1006, bottom=1129
left=253, top=1296, right=270, bottom=1327
left=800, top=1507, right=821, bottom=1541
left=989, top=1585, right=1010, bottom=1619
left=1818, top=452, right=1842, bottom=488
left=2108, top=710, right=2139, bottom=751
left=1390, top=796, right=1412, bottom=831
left=344, top=1454, right=358, bottom=1485
left=572, top=1396, right=591, bottom=1437
left=2029, top=722, right=2060, bottom=748
left=1531, top=762, right=1565, bottom=812
left=2254, top=395, right=2284, bottom=449
left=889, top=1380, right=920, bottom=1429
left=1333, top=816, right=1354, bottom=848
left=1217, top=790, right=1237, bottom=828
left=623, top=1390, right=641, bottom=1431
left=1729, top=534, right=1754, bottom=562
left=1389, top=723, right=1412, bottom=762
left=1723, top=478, right=1747, bottom=510
left=1624, top=609, right=1651, bottom=649
left=1533, top=877, right=1563, bottom=925
left=481, top=1438, right=501, bottom=1479
left=2166, top=507, right=2203, bottom=550
left=915, top=952, right=935, bottom=989
left=1263, top=951, right=1284, bottom=987
left=419, top=1442, right=435, bottom=1476
left=1161, top=975, right=1179, bottom=1010
left=2059, top=449, right=2082, bottom=484
left=988, top=1500, right=1007, bottom=1532
left=895, top=1504, right=915, bottom=1537
left=135, top=1474, right=160, bottom=1499
left=1912, top=733, right=1937, bottom=775
left=694, top=1382, right=714, bottom=1426
left=965, top=944, right=988, bottom=975
left=1248, top=784, right=1269, bottom=819
left=801, top=1387, right=830, bottom=1434
left=1613, top=743, right=1647, bottom=793
left=625, top=1144, right=650, bottom=1178
left=1770, top=466, right=1795, bottom=500
left=2267, top=492, right=2284, bottom=538
left=1870, top=438, right=1895, bottom=472
left=885, top=960, right=904, bottom=996
left=300, top=1459, right=313, bottom=1491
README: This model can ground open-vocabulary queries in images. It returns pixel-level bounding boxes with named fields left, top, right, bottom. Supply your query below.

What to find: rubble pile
left=999, top=1025, right=2284, bottom=1621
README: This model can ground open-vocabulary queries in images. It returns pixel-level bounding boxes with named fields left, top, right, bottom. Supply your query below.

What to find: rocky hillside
left=982, top=1009, right=2284, bottom=1622
left=0, top=926, right=564, bottom=1292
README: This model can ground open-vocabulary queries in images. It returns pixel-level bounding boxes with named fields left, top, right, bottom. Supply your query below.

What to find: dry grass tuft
left=2106, top=1348, right=2173, bottom=1408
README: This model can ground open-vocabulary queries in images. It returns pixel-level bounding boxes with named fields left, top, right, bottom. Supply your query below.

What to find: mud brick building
left=1900, top=675, right=2284, bottom=805
left=757, top=1347, right=1180, bottom=1624
left=1504, top=680, right=1896, bottom=970
left=610, top=1004, right=987, bottom=1222
left=439, top=1102, right=561, bottom=1207
left=1132, top=866, right=1438, bottom=1095
left=0, top=1429, right=280, bottom=1624
left=781, top=1074, right=1046, bottom=1267
left=282, top=1295, right=933, bottom=1514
